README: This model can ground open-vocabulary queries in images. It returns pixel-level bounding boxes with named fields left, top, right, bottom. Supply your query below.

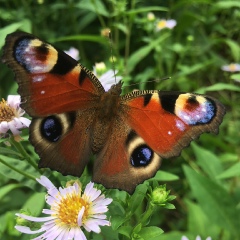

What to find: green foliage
left=0, top=0, right=239, bottom=239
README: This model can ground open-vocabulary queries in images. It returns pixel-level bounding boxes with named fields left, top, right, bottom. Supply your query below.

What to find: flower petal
left=16, top=213, right=55, bottom=222
left=15, top=225, right=44, bottom=234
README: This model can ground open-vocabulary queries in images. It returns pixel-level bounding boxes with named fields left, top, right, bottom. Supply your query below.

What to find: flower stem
left=10, top=138, right=39, bottom=171
left=0, top=157, right=36, bottom=181
left=139, top=203, right=156, bottom=226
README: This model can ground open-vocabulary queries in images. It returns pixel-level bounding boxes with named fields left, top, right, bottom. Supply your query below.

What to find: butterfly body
left=2, top=32, right=226, bottom=193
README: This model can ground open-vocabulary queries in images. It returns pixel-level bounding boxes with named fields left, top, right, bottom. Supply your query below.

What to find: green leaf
left=231, top=73, right=240, bottom=81
left=127, top=33, right=170, bottom=73
left=0, top=23, right=23, bottom=48
left=0, top=19, right=31, bottom=48
left=133, top=223, right=142, bottom=233
left=139, top=226, right=164, bottom=239
left=192, top=143, right=223, bottom=179
left=0, top=147, right=22, bottom=158
left=111, top=215, right=128, bottom=230
left=118, top=226, right=132, bottom=238
left=0, top=183, right=21, bottom=199
left=22, top=192, right=46, bottom=216
left=176, top=60, right=214, bottom=77
left=54, top=35, right=106, bottom=44
left=76, top=0, right=109, bottom=17
left=216, top=162, right=240, bottom=179
left=215, top=1, right=240, bottom=9
left=225, top=39, right=240, bottom=62
left=183, top=165, right=240, bottom=237
left=196, top=83, right=240, bottom=93
left=125, top=6, right=168, bottom=15
left=129, top=184, right=148, bottom=213
left=185, top=199, right=220, bottom=238
left=150, top=170, right=179, bottom=181
left=0, top=155, right=40, bottom=190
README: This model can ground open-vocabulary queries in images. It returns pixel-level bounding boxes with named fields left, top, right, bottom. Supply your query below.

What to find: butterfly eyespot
left=40, top=116, right=62, bottom=142
left=130, top=144, right=153, bottom=167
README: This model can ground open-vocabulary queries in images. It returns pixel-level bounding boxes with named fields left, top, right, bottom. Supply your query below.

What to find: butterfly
left=1, top=31, right=225, bottom=194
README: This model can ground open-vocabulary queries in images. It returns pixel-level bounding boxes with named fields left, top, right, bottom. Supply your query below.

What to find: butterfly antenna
left=108, top=30, right=117, bottom=84
left=123, top=76, right=171, bottom=88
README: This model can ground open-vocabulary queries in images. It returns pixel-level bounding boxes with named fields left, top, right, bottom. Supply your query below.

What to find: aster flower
left=93, top=62, right=122, bottom=91
left=0, top=95, right=30, bottom=141
left=147, top=12, right=155, bottom=21
left=221, top=63, right=240, bottom=72
left=65, top=47, right=80, bottom=60
left=181, top=236, right=212, bottom=240
left=156, top=19, right=177, bottom=31
left=15, top=176, right=112, bottom=240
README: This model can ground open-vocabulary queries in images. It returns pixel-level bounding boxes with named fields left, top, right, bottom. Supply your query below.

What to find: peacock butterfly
left=1, top=31, right=225, bottom=193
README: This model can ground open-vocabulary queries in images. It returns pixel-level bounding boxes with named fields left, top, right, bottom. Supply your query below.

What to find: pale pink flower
left=156, top=19, right=177, bottom=31
left=93, top=62, right=122, bottom=91
left=0, top=95, right=30, bottom=140
left=221, top=63, right=240, bottom=72
left=181, top=236, right=212, bottom=240
left=15, top=176, right=112, bottom=240
left=65, top=47, right=80, bottom=60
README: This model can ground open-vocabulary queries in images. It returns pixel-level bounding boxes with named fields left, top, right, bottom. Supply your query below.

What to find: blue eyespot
left=41, top=116, right=62, bottom=142
left=131, top=145, right=153, bottom=167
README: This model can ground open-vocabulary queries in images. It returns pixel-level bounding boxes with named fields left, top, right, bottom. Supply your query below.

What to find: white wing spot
left=33, top=66, right=43, bottom=71
left=176, top=120, right=185, bottom=131
left=33, top=76, right=45, bottom=82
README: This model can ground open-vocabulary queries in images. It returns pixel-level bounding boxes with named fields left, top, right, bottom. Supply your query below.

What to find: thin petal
left=74, top=228, right=87, bottom=240
left=7, top=95, right=20, bottom=108
left=77, top=206, right=85, bottom=226
left=8, top=121, right=21, bottom=135
left=19, top=117, right=31, bottom=127
left=0, top=121, right=9, bottom=133
left=15, top=225, right=44, bottom=234
left=16, top=213, right=55, bottom=222
left=84, top=219, right=101, bottom=233
left=84, top=182, right=94, bottom=196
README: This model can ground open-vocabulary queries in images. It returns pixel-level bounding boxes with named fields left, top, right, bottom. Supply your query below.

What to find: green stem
left=124, top=0, right=136, bottom=71
left=139, top=203, right=156, bottom=226
left=0, top=157, right=36, bottom=181
left=10, top=138, right=39, bottom=171
left=91, top=0, right=106, bottom=28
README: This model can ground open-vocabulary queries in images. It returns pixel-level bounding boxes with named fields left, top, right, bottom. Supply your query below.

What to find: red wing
left=92, top=117, right=162, bottom=194
left=2, top=31, right=105, bottom=117
left=30, top=109, right=96, bottom=176
left=122, top=91, right=225, bottom=158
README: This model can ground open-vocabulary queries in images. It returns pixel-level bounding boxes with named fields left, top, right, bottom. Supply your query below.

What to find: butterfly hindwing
left=30, top=110, right=95, bottom=176
left=92, top=115, right=162, bottom=194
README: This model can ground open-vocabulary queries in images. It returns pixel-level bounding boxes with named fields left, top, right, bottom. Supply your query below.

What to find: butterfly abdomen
left=92, top=89, right=122, bottom=153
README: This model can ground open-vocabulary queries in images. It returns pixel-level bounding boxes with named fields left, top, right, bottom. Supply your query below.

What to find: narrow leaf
left=216, top=162, right=240, bottom=179
left=183, top=165, right=240, bottom=237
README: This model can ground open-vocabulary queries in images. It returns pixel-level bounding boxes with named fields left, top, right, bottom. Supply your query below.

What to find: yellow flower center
left=157, top=20, right=167, bottom=29
left=229, top=64, right=237, bottom=71
left=0, top=99, right=16, bottom=122
left=56, top=193, right=90, bottom=227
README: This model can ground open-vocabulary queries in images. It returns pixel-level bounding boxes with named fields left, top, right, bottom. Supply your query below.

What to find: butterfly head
left=108, top=81, right=122, bottom=96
